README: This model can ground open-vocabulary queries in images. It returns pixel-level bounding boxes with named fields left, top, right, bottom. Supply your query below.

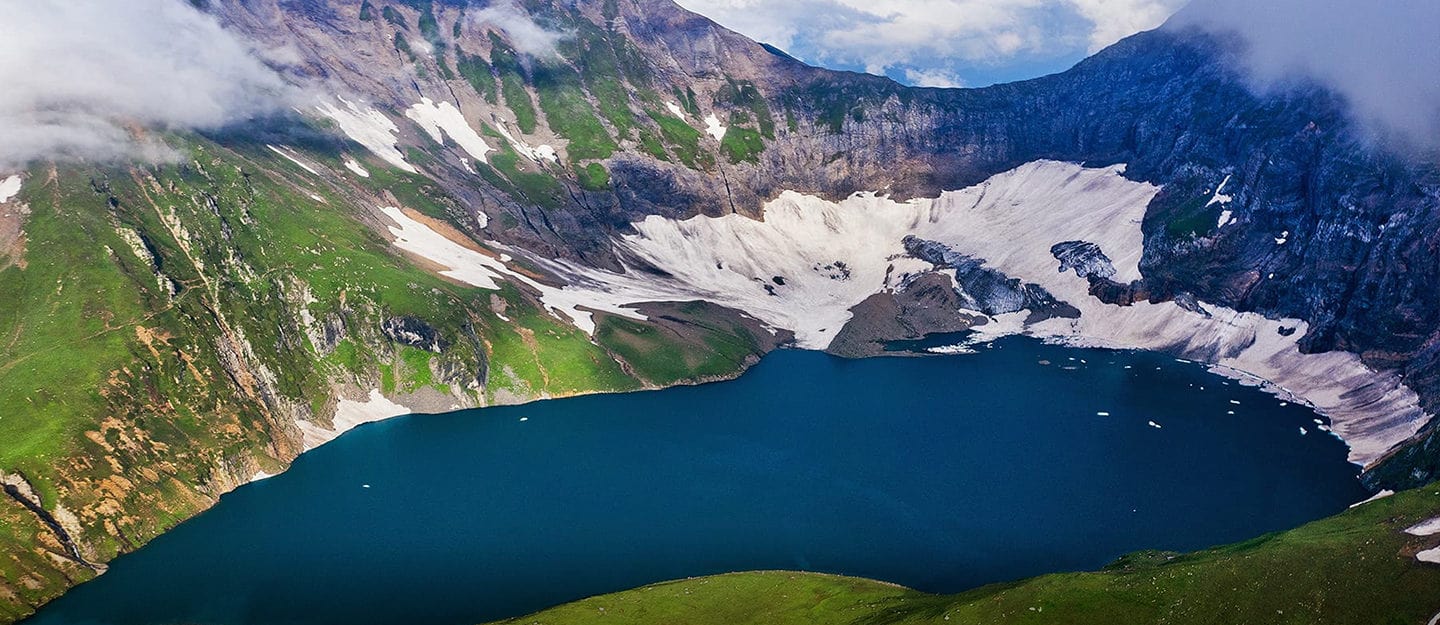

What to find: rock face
left=1052, top=241, right=1118, bottom=281
left=905, top=236, right=1078, bottom=319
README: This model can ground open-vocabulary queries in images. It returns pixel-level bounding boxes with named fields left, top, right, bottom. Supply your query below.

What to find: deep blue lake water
left=26, top=337, right=1368, bottom=625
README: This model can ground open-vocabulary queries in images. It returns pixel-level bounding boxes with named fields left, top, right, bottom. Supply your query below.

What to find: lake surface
left=26, top=337, right=1368, bottom=625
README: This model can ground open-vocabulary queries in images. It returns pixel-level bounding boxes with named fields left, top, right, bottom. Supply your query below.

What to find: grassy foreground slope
left=493, top=485, right=1440, bottom=625
left=0, top=138, right=778, bottom=621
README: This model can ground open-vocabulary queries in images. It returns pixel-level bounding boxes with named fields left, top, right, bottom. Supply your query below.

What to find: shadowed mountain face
left=1, top=0, right=1439, bottom=620
left=213, top=0, right=1440, bottom=478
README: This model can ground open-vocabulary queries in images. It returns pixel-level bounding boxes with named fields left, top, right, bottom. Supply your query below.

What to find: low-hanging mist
left=1172, top=0, right=1440, bottom=151
left=0, top=0, right=292, bottom=168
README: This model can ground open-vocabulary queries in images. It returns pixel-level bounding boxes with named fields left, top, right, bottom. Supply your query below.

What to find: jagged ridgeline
left=2, top=0, right=1440, bottom=621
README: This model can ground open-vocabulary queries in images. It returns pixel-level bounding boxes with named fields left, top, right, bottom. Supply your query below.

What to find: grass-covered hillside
left=492, top=484, right=1440, bottom=625
left=0, top=136, right=778, bottom=622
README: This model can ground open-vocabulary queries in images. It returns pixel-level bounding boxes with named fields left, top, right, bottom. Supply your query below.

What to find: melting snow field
left=405, top=98, right=495, bottom=164
left=316, top=98, right=416, bottom=173
left=266, top=145, right=321, bottom=176
left=344, top=158, right=371, bottom=178
left=379, top=159, right=1428, bottom=466
left=1406, top=516, right=1440, bottom=537
left=704, top=114, right=727, bottom=141
left=0, top=175, right=22, bottom=203
left=298, top=389, right=413, bottom=450
left=494, top=123, right=558, bottom=164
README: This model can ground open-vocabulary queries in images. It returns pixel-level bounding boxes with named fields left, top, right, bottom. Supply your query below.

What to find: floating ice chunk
left=0, top=175, right=22, bottom=203
left=1300, top=427, right=1308, bottom=435
left=1230, top=400, right=1241, bottom=405
left=344, top=158, right=371, bottom=178
left=316, top=97, right=416, bottom=173
left=266, top=145, right=321, bottom=176
left=362, top=484, right=371, bottom=489
left=406, top=98, right=495, bottom=163
left=666, top=101, right=686, bottom=118
left=1096, top=411, right=1111, bottom=417
left=1148, top=421, right=1163, bottom=429
left=927, top=344, right=976, bottom=355
left=519, top=417, right=529, bottom=422
left=1275, top=231, right=1289, bottom=245
left=1216, top=209, right=1234, bottom=229
left=704, top=114, right=727, bottom=141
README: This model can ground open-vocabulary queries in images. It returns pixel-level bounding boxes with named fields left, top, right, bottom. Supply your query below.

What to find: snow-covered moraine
left=380, top=159, right=1430, bottom=467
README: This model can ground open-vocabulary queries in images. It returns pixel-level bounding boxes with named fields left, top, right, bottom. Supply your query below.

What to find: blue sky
left=672, top=0, right=1188, bottom=87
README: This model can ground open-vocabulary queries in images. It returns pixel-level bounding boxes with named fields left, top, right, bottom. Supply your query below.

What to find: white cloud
left=675, top=0, right=1185, bottom=85
left=904, top=68, right=966, bottom=88
left=1070, top=0, right=1185, bottom=52
left=467, top=2, right=571, bottom=59
left=0, top=0, right=292, bottom=167
left=1174, top=0, right=1440, bottom=150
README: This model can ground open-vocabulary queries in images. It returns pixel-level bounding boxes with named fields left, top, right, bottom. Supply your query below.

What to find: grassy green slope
left=492, top=485, right=1440, bottom=625
left=0, top=137, right=774, bottom=622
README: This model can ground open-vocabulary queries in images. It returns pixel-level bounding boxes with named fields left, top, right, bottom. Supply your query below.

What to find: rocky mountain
left=2, top=0, right=1439, bottom=619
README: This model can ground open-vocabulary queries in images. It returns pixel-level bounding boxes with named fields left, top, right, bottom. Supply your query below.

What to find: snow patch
left=265, top=145, right=321, bottom=176
left=377, top=206, right=637, bottom=333
left=1351, top=490, right=1395, bottom=507
left=534, top=161, right=1150, bottom=348
left=1405, top=516, right=1440, bottom=536
left=494, top=124, right=557, bottom=163
left=316, top=98, right=416, bottom=173
left=1216, top=209, right=1234, bottom=229
left=405, top=98, right=494, bottom=163
left=704, top=114, right=727, bottom=141
left=344, top=158, right=371, bottom=178
left=381, top=206, right=507, bottom=289
left=1206, top=174, right=1233, bottom=207
left=298, top=389, right=412, bottom=450
left=1418, top=547, right=1440, bottom=565
left=0, top=175, right=21, bottom=203
left=666, top=101, right=687, bottom=118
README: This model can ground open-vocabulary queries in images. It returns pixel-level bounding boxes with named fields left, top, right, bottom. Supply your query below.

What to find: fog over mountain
left=1172, top=0, right=1440, bottom=149
left=0, top=0, right=290, bottom=167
